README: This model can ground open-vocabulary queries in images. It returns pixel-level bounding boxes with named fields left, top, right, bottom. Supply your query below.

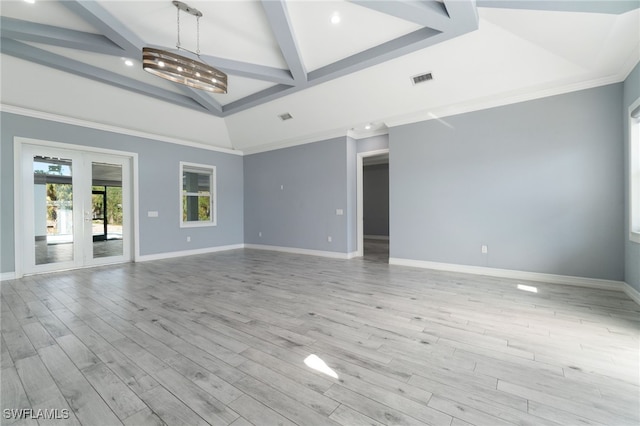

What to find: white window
left=180, top=162, right=216, bottom=227
left=630, top=99, right=640, bottom=243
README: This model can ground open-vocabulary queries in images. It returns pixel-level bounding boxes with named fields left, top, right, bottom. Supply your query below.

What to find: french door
left=20, top=143, right=132, bottom=275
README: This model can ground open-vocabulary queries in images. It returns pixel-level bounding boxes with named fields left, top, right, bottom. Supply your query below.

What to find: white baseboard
left=623, top=282, right=640, bottom=305
left=137, top=244, right=244, bottom=262
left=388, top=258, right=625, bottom=292
left=364, top=235, right=390, bottom=241
left=0, top=272, right=17, bottom=282
left=245, top=244, right=357, bottom=260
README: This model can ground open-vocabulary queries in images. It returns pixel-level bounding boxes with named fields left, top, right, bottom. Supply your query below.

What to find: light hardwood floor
left=1, top=246, right=639, bottom=425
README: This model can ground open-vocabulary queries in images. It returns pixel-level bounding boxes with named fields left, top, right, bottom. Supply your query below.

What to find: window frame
left=629, top=98, right=640, bottom=243
left=179, top=161, right=217, bottom=228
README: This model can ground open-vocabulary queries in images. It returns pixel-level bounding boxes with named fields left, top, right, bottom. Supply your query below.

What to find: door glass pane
left=33, top=156, right=73, bottom=265
left=92, top=162, right=123, bottom=259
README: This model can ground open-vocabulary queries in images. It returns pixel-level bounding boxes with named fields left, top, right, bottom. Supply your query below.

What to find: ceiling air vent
left=411, top=72, right=433, bottom=85
left=279, top=112, right=293, bottom=121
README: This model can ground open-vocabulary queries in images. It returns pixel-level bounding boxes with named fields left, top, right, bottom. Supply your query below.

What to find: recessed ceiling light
left=124, top=59, right=134, bottom=67
left=23, top=0, right=35, bottom=4
left=364, top=124, right=372, bottom=130
left=330, top=12, right=341, bottom=25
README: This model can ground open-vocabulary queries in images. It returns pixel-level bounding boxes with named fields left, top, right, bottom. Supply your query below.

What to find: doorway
left=356, top=149, right=389, bottom=261
left=17, top=141, right=134, bottom=276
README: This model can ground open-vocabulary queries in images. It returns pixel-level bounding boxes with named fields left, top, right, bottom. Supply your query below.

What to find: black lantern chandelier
left=142, top=1, right=227, bottom=93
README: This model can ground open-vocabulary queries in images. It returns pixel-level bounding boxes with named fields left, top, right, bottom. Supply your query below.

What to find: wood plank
left=3, top=329, right=37, bottom=361
left=122, top=408, right=165, bottom=426
left=1, top=367, right=31, bottom=419
left=81, top=362, right=148, bottom=420
left=237, top=359, right=340, bottom=416
left=497, top=379, right=635, bottom=425
left=227, top=395, right=296, bottom=426
left=138, top=386, right=209, bottom=426
left=152, top=367, right=239, bottom=424
left=324, top=384, right=432, bottom=426
left=235, top=375, right=341, bottom=426
left=21, top=321, right=56, bottom=350
left=329, top=404, right=385, bottom=426
left=37, top=344, right=122, bottom=425
left=55, top=334, right=101, bottom=370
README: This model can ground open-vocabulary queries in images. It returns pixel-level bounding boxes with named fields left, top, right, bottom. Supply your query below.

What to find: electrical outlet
left=336, top=209, right=344, bottom=216
left=327, top=236, right=332, bottom=243
left=481, top=245, right=488, bottom=254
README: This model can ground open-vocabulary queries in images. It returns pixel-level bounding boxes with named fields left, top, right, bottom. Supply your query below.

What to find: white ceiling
left=1, top=0, right=639, bottom=154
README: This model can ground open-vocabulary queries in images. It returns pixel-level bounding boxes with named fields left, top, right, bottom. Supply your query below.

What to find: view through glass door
left=22, top=144, right=132, bottom=275
left=88, top=159, right=126, bottom=261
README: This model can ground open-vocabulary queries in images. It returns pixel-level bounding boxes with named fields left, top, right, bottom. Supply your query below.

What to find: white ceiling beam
left=442, top=0, right=479, bottom=35
left=476, top=0, right=640, bottom=14
left=0, top=17, right=125, bottom=57
left=260, top=0, right=307, bottom=83
left=222, top=85, right=296, bottom=116
left=223, top=0, right=480, bottom=115
left=60, top=0, right=144, bottom=53
left=350, top=1, right=453, bottom=31
left=1, top=39, right=210, bottom=114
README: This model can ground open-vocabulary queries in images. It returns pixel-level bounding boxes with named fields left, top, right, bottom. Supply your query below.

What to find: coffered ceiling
left=1, top=1, right=639, bottom=153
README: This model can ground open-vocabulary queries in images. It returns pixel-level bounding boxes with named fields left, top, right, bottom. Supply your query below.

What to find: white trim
left=347, top=128, right=389, bottom=140
left=179, top=161, right=217, bottom=227
left=357, top=149, right=389, bottom=257
left=628, top=97, right=640, bottom=244
left=137, top=244, right=244, bottom=262
left=388, top=258, right=625, bottom=292
left=364, top=235, right=390, bottom=241
left=240, top=128, right=348, bottom=155
left=1, top=104, right=242, bottom=156
left=245, top=244, right=357, bottom=259
left=385, top=74, right=629, bottom=130
left=0, top=273, right=17, bottom=282
left=13, top=137, right=139, bottom=279
left=623, top=282, right=640, bottom=305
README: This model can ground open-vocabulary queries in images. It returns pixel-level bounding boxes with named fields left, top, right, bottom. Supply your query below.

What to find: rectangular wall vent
left=411, top=72, right=433, bottom=85
left=279, top=112, right=293, bottom=121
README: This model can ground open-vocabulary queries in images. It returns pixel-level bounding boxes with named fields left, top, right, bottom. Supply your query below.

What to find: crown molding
left=384, top=72, right=633, bottom=129
left=0, top=104, right=243, bottom=156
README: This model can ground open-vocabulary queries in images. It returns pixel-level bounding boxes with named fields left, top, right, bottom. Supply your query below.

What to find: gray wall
left=0, top=112, right=244, bottom=273
left=624, top=63, right=640, bottom=292
left=244, top=137, right=351, bottom=253
left=390, top=84, right=624, bottom=281
left=363, top=163, right=389, bottom=237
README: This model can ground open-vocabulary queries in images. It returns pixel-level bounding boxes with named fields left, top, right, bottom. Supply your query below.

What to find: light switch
left=336, top=209, right=344, bottom=216
left=148, top=211, right=159, bottom=217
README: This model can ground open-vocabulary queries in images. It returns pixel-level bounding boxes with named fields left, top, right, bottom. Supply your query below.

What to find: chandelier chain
left=196, top=16, right=200, bottom=56
left=176, top=5, right=181, bottom=48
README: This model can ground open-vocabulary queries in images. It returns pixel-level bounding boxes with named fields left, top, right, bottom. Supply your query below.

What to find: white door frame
left=356, top=148, right=389, bottom=257
left=14, top=137, right=139, bottom=278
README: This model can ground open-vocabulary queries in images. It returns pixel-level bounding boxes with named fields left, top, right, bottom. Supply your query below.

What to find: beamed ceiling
left=1, top=1, right=639, bottom=153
